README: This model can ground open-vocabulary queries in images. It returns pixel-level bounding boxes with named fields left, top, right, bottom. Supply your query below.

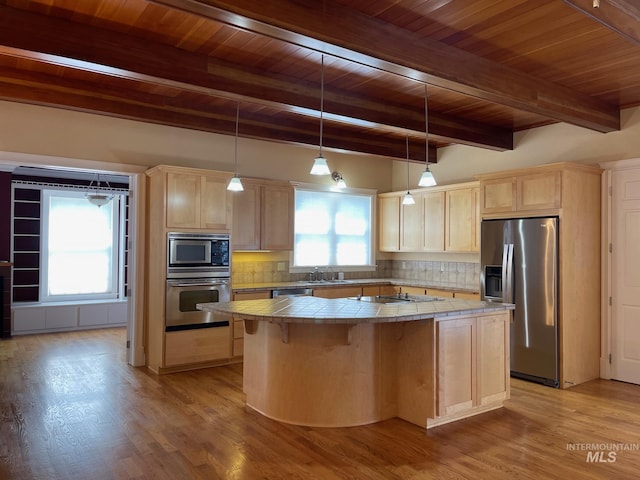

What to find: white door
left=611, top=168, right=640, bottom=384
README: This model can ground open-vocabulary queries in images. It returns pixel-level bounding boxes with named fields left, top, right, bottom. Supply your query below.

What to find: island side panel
left=242, top=320, right=398, bottom=428
left=396, top=319, right=436, bottom=427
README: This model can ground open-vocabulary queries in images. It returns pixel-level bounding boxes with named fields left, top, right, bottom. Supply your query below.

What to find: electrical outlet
left=277, top=262, right=286, bottom=272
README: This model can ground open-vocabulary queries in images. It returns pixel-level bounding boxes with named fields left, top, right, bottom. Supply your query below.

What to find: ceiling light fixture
left=227, top=102, right=244, bottom=192
left=418, top=84, right=437, bottom=187
left=86, top=173, right=113, bottom=207
left=310, top=54, right=331, bottom=176
left=331, top=171, right=347, bottom=189
left=402, top=135, right=415, bottom=205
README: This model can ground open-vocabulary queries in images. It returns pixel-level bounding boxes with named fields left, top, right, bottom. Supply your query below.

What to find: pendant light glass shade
left=418, top=83, right=437, bottom=187
left=227, top=175, right=244, bottom=191
left=86, top=173, right=113, bottom=207
left=227, top=102, right=244, bottom=192
left=402, top=134, right=415, bottom=205
left=310, top=54, right=330, bottom=175
left=418, top=167, right=436, bottom=187
left=402, top=192, right=416, bottom=205
left=310, top=154, right=331, bottom=175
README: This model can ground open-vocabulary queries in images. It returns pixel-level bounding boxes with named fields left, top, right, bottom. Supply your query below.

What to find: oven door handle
left=168, top=281, right=229, bottom=288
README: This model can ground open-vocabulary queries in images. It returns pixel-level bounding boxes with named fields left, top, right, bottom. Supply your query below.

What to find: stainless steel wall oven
left=165, top=232, right=231, bottom=331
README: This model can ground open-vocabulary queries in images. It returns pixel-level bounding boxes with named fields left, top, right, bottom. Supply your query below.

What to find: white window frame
left=290, top=183, right=377, bottom=273
left=40, top=189, right=122, bottom=302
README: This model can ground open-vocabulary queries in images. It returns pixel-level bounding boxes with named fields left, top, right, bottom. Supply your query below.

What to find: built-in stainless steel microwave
left=167, top=232, right=230, bottom=279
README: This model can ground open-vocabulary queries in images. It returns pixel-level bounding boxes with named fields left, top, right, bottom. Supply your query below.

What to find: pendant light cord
left=234, top=102, right=240, bottom=173
left=406, top=134, right=410, bottom=191
left=424, top=83, right=429, bottom=168
left=319, top=54, right=324, bottom=156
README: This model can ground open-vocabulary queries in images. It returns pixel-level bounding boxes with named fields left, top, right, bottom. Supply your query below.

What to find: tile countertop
left=198, top=296, right=513, bottom=325
left=232, top=278, right=479, bottom=294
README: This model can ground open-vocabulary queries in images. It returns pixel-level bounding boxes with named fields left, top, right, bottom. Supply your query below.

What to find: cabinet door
left=379, top=195, right=400, bottom=251
left=423, top=191, right=445, bottom=251
left=471, top=186, right=480, bottom=252
left=201, top=175, right=233, bottom=229
left=480, top=177, right=516, bottom=215
left=516, top=171, right=561, bottom=211
left=165, top=327, right=232, bottom=366
left=261, top=185, right=293, bottom=250
left=232, top=182, right=261, bottom=250
left=400, top=193, right=423, bottom=251
left=436, top=318, right=475, bottom=416
left=445, top=188, right=475, bottom=252
left=166, top=172, right=201, bottom=228
left=476, top=313, right=509, bottom=406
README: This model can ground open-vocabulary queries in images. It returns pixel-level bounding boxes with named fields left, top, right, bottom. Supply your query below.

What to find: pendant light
left=418, top=84, right=437, bottom=187
left=402, top=134, right=415, bottom=205
left=310, top=54, right=331, bottom=175
left=86, top=173, right=113, bottom=207
left=227, top=102, right=244, bottom=192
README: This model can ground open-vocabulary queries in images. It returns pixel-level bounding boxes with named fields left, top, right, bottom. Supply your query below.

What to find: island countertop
left=198, top=295, right=513, bottom=324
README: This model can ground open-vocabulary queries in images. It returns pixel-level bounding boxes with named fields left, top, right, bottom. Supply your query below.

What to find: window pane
left=44, top=191, right=118, bottom=299
left=294, top=189, right=373, bottom=267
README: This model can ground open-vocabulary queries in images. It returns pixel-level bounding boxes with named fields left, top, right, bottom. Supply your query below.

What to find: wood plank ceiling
left=0, top=0, right=639, bottom=164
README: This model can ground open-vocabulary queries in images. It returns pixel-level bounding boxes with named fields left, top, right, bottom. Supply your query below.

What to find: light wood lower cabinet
left=165, top=327, right=232, bottom=367
left=233, top=318, right=244, bottom=357
left=233, top=291, right=272, bottom=301
left=313, top=286, right=363, bottom=298
left=429, top=311, right=509, bottom=427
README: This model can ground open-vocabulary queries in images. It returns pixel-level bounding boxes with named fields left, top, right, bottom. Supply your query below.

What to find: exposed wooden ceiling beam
left=563, top=0, right=640, bottom=45
left=0, top=71, right=437, bottom=163
left=153, top=0, right=620, bottom=133
left=0, top=4, right=510, bottom=154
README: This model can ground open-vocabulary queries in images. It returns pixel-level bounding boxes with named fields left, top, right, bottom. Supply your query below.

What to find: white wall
left=391, top=106, right=640, bottom=191
left=0, top=100, right=392, bottom=192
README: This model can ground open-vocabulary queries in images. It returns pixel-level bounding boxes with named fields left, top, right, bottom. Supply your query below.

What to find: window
left=41, top=190, right=121, bottom=302
left=293, top=187, right=374, bottom=268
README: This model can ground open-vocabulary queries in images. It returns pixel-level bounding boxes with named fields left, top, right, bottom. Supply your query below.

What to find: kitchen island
left=199, top=296, right=514, bottom=429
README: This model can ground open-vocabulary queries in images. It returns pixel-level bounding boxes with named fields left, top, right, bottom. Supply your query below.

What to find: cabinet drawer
left=165, top=327, right=231, bottom=366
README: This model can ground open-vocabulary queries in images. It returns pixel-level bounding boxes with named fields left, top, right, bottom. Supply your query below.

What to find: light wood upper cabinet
left=445, top=186, right=479, bottom=253
left=378, top=194, right=401, bottom=252
left=378, top=182, right=476, bottom=253
left=165, top=169, right=232, bottom=230
left=479, top=176, right=516, bottom=214
left=423, top=191, right=445, bottom=251
left=478, top=168, right=561, bottom=217
left=516, top=171, right=561, bottom=211
left=400, top=193, right=423, bottom=251
left=261, top=184, right=294, bottom=250
left=232, top=180, right=293, bottom=251
left=231, top=182, right=261, bottom=250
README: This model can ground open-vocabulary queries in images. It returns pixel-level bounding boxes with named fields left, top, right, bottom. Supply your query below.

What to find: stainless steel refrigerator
left=480, top=217, right=559, bottom=387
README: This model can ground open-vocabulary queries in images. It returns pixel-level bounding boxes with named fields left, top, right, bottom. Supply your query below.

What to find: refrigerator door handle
left=505, top=243, right=514, bottom=305
left=501, top=244, right=509, bottom=303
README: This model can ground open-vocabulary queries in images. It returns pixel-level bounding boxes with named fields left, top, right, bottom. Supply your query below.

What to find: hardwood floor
left=1, top=328, right=639, bottom=479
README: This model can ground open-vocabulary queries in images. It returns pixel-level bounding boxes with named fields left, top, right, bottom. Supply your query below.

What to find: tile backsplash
left=232, top=253, right=480, bottom=290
